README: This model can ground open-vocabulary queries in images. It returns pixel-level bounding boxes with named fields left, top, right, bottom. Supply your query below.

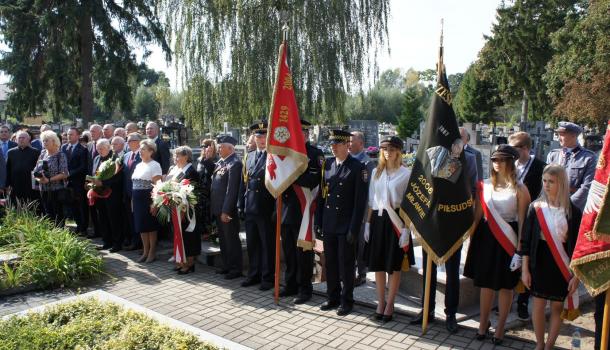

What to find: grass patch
left=0, top=202, right=103, bottom=290
left=0, top=298, right=218, bottom=350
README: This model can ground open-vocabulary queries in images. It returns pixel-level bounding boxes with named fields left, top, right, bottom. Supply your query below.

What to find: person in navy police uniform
left=238, top=120, right=276, bottom=291
left=316, top=129, right=368, bottom=316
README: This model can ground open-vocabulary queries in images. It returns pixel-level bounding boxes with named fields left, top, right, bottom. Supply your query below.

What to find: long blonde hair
left=536, top=164, right=572, bottom=218
left=375, top=147, right=403, bottom=179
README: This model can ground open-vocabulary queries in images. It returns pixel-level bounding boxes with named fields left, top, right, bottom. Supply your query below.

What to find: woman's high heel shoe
left=475, top=321, right=491, bottom=340
left=137, top=255, right=147, bottom=263
left=178, top=265, right=195, bottom=275
left=374, top=301, right=385, bottom=321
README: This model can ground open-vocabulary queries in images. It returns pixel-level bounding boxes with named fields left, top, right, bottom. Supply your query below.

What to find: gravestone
left=347, top=120, right=379, bottom=147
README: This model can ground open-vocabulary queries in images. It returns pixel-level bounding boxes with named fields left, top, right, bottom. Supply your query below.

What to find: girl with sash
left=520, top=164, right=581, bottom=350
left=364, top=136, right=414, bottom=323
left=464, top=145, right=531, bottom=345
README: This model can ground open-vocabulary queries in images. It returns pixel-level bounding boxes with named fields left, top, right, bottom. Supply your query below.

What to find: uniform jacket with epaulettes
left=239, top=149, right=275, bottom=216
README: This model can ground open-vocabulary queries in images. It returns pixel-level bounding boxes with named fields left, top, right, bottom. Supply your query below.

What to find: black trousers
left=94, top=200, right=111, bottom=246
left=82, top=191, right=91, bottom=233
left=356, top=218, right=367, bottom=277
left=421, top=246, right=461, bottom=316
left=123, top=197, right=140, bottom=247
left=40, top=190, right=64, bottom=226
left=281, top=224, right=313, bottom=297
left=595, top=291, right=609, bottom=350
left=103, top=194, right=124, bottom=249
left=69, top=187, right=86, bottom=233
left=245, top=214, right=275, bottom=283
left=324, top=234, right=356, bottom=307
left=215, top=215, right=242, bottom=274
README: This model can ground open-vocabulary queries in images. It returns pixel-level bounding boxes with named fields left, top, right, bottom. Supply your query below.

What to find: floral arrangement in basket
left=151, top=178, right=198, bottom=263
left=85, top=158, right=118, bottom=205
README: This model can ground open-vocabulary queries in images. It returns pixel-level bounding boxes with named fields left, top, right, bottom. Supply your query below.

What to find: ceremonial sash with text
left=479, top=180, right=518, bottom=256
left=535, top=205, right=580, bottom=320
left=293, top=185, right=318, bottom=250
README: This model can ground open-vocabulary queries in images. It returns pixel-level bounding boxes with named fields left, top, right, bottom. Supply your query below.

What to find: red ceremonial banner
left=265, top=41, right=309, bottom=198
left=570, top=121, right=610, bottom=296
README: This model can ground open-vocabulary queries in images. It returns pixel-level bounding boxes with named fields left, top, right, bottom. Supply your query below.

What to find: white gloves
left=398, top=227, right=409, bottom=248
left=510, top=254, right=522, bottom=271
left=364, top=223, right=370, bottom=243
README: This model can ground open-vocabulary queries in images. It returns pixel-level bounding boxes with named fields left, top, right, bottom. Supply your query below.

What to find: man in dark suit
left=61, top=127, right=89, bottom=235
left=238, top=121, right=276, bottom=290
left=85, top=124, right=103, bottom=237
left=412, top=142, right=478, bottom=332
left=279, top=120, right=324, bottom=304
left=6, top=130, right=39, bottom=204
left=509, top=131, right=546, bottom=321
left=316, top=129, right=368, bottom=316
left=210, top=135, right=243, bottom=279
left=0, top=125, right=18, bottom=160
left=122, top=133, right=142, bottom=250
left=460, top=128, right=483, bottom=181
left=145, top=122, right=170, bottom=174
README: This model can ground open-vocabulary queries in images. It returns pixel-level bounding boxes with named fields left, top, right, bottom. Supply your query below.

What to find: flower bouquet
left=151, top=179, right=197, bottom=263
left=85, top=158, right=117, bottom=206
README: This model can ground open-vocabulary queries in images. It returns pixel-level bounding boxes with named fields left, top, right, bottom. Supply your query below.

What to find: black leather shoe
left=491, top=336, right=504, bottom=345
left=259, top=282, right=273, bottom=291
left=224, top=272, right=242, bottom=280
left=354, top=275, right=366, bottom=287
left=215, top=269, right=229, bottom=274
left=336, top=304, right=353, bottom=316
left=293, top=295, right=311, bottom=305
left=445, top=314, right=458, bottom=334
left=320, top=301, right=340, bottom=311
left=177, top=265, right=195, bottom=275
left=409, top=311, right=435, bottom=325
left=279, top=288, right=298, bottom=297
left=241, top=278, right=260, bottom=287
left=381, top=314, right=393, bottom=323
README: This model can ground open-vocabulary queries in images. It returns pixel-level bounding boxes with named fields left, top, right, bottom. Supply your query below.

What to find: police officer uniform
left=239, top=121, right=276, bottom=290
left=280, top=120, right=324, bottom=304
left=316, top=130, right=368, bottom=316
left=547, top=121, right=597, bottom=211
left=210, top=135, right=244, bottom=279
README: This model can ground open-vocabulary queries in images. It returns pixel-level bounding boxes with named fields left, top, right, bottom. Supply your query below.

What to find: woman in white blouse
left=364, top=136, right=413, bottom=323
left=131, top=140, right=163, bottom=263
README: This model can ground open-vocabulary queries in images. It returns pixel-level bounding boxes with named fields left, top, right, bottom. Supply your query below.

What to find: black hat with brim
left=328, top=129, right=351, bottom=144
left=249, top=120, right=268, bottom=135
left=491, top=144, right=519, bottom=160
left=217, top=135, right=238, bottom=146
left=380, top=136, right=404, bottom=150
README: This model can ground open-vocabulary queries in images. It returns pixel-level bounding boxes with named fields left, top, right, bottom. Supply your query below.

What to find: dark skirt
left=132, top=188, right=159, bottom=233
left=464, top=219, right=520, bottom=290
left=531, top=240, right=568, bottom=301
left=367, top=209, right=415, bottom=274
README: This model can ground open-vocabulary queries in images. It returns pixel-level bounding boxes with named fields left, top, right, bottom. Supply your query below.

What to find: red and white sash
left=377, top=199, right=409, bottom=253
left=535, top=204, right=580, bottom=320
left=479, top=180, right=517, bottom=256
left=171, top=207, right=186, bottom=264
left=293, top=185, right=318, bottom=251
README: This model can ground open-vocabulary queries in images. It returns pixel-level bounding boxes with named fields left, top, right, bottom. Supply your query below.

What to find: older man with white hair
left=125, top=122, right=139, bottom=135
left=113, top=127, right=127, bottom=140
left=6, top=130, right=38, bottom=201
left=145, top=121, right=170, bottom=174
left=102, top=124, right=115, bottom=139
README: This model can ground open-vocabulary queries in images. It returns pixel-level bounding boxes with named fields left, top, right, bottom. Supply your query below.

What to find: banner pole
left=274, top=195, right=283, bottom=305
left=422, top=255, right=433, bottom=335
left=602, top=291, right=610, bottom=349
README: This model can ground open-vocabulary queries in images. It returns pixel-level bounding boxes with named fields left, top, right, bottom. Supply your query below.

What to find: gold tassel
left=515, top=280, right=525, bottom=294
left=561, top=308, right=581, bottom=321
left=401, top=254, right=410, bottom=272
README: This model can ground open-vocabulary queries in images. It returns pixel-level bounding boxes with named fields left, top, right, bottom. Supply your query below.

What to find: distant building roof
left=0, top=84, right=9, bottom=102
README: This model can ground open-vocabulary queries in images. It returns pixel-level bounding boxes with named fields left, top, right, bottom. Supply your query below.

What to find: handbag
left=54, top=153, right=74, bottom=205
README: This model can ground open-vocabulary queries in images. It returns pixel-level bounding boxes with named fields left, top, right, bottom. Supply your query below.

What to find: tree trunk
left=79, top=1, right=94, bottom=123
left=520, top=88, right=528, bottom=123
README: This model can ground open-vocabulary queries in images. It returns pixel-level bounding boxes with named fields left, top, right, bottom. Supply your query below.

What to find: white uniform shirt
left=368, top=166, right=411, bottom=213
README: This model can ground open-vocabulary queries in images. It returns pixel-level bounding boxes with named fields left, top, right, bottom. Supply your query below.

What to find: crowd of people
left=0, top=119, right=606, bottom=349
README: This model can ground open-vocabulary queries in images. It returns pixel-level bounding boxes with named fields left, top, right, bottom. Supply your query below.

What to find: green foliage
left=544, top=0, right=610, bottom=127
left=0, top=202, right=103, bottom=290
left=0, top=298, right=218, bottom=350
left=454, top=64, right=503, bottom=123
left=396, top=86, right=427, bottom=138
left=158, top=0, right=390, bottom=126
left=0, top=1, right=170, bottom=121
left=478, top=0, right=578, bottom=121
left=134, top=86, right=160, bottom=120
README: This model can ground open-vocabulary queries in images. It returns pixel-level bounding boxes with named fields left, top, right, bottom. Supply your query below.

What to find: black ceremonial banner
left=400, top=55, right=476, bottom=265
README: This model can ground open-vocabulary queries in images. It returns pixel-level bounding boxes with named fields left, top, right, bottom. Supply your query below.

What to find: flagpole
left=274, top=195, right=282, bottom=305
left=602, top=291, right=610, bottom=349
left=421, top=255, right=433, bottom=335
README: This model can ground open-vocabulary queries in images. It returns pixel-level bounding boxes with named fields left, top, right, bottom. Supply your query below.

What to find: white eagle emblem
left=274, top=126, right=290, bottom=144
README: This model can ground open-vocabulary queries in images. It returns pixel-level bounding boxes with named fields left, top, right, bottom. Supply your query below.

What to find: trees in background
left=454, top=64, right=503, bottom=124
left=0, top=0, right=169, bottom=122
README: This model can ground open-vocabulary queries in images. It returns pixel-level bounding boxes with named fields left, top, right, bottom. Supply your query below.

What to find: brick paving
left=1, top=248, right=539, bottom=350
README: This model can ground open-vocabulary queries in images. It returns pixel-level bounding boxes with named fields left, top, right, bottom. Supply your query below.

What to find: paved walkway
left=1, top=247, right=539, bottom=350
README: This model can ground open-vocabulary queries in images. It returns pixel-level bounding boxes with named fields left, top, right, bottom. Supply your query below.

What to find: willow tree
left=156, top=0, right=390, bottom=128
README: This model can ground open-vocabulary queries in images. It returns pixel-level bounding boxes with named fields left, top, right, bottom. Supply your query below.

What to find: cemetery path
left=1, top=243, right=578, bottom=350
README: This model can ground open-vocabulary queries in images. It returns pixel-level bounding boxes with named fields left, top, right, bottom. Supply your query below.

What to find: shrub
left=0, top=298, right=218, bottom=350
left=0, top=202, right=103, bottom=290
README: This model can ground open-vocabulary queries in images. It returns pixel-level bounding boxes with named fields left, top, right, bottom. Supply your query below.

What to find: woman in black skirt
left=521, top=164, right=581, bottom=349
left=365, top=136, right=414, bottom=323
left=464, top=145, right=530, bottom=345
left=167, top=146, right=201, bottom=274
